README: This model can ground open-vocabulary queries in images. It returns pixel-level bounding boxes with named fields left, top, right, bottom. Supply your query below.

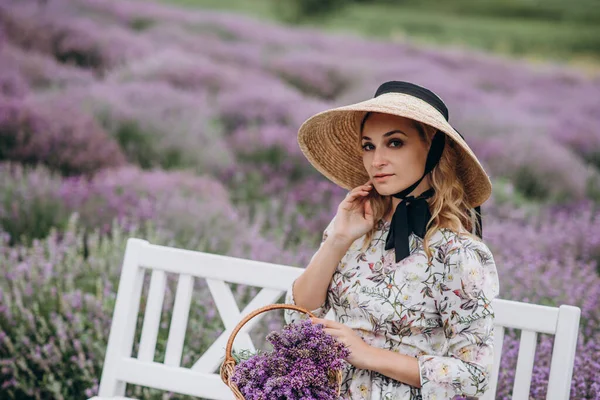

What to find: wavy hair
left=357, top=112, right=482, bottom=262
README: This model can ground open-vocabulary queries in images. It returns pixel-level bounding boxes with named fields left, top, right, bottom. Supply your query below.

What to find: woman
left=284, top=81, right=500, bottom=399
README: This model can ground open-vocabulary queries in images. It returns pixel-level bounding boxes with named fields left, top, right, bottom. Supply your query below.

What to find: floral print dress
left=284, top=217, right=500, bottom=400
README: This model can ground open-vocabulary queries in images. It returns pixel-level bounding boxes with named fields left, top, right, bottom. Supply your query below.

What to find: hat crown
left=374, top=81, right=449, bottom=121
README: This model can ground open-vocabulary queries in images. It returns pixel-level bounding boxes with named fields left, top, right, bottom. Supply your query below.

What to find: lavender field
left=0, top=0, right=599, bottom=398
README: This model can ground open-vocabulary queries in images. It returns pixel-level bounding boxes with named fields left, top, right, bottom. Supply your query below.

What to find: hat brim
left=297, top=92, right=492, bottom=207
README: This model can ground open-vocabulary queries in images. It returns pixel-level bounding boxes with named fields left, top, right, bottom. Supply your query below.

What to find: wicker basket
left=219, top=304, right=343, bottom=399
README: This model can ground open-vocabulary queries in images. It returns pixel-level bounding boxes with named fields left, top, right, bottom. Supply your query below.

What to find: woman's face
left=361, top=113, right=430, bottom=196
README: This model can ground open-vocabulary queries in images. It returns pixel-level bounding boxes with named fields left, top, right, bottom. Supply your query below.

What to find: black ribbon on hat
left=366, top=81, right=483, bottom=263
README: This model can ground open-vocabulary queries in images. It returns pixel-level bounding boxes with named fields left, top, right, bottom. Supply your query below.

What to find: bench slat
left=513, top=329, right=538, bottom=399
left=164, top=274, right=195, bottom=367
left=191, top=287, right=284, bottom=373
left=482, top=325, right=505, bottom=400
left=117, top=358, right=232, bottom=399
left=138, top=244, right=303, bottom=289
left=138, top=270, right=167, bottom=362
left=495, top=300, right=559, bottom=335
left=547, top=305, right=581, bottom=400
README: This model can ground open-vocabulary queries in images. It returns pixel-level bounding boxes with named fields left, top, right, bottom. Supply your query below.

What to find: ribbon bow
left=384, top=188, right=435, bottom=263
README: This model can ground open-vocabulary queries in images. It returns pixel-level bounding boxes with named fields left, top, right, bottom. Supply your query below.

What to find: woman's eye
left=362, top=141, right=402, bottom=151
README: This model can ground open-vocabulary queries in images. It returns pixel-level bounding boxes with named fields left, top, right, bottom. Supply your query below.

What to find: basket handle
left=223, top=303, right=315, bottom=364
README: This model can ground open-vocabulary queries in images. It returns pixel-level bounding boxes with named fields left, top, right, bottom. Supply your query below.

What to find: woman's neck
left=383, top=180, right=433, bottom=223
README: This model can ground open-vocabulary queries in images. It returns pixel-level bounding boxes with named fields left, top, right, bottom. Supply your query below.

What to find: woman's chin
left=374, top=182, right=409, bottom=196
left=374, top=185, right=398, bottom=196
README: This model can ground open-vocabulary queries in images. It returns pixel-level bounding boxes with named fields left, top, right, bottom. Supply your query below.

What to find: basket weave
left=219, top=304, right=343, bottom=399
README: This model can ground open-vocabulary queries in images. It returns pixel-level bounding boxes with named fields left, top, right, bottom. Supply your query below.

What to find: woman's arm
left=362, top=314, right=495, bottom=393
left=286, top=183, right=375, bottom=322
left=292, top=225, right=352, bottom=311
left=284, top=217, right=353, bottom=323
left=417, top=315, right=495, bottom=397
left=364, top=347, right=421, bottom=388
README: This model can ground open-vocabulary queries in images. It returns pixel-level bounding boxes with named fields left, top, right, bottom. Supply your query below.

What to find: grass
left=151, top=0, right=600, bottom=74
left=154, top=0, right=275, bottom=17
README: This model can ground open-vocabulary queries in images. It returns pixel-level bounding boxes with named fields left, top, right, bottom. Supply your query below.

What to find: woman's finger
left=344, top=189, right=371, bottom=204
left=323, top=328, right=342, bottom=337
left=349, top=184, right=372, bottom=194
left=314, top=318, right=345, bottom=329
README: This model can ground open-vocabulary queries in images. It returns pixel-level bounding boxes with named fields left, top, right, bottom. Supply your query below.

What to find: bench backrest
left=96, top=238, right=580, bottom=400
left=483, top=300, right=580, bottom=400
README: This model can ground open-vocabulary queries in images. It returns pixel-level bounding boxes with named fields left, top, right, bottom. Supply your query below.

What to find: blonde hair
left=357, top=113, right=481, bottom=262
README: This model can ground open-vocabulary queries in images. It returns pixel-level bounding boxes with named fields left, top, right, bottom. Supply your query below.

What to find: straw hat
left=297, top=81, right=492, bottom=208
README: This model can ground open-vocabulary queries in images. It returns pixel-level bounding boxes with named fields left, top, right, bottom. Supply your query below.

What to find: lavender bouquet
left=230, top=319, right=349, bottom=400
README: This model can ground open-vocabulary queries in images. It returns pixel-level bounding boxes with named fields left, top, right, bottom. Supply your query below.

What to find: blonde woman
left=284, top=81, right=500, bottom=399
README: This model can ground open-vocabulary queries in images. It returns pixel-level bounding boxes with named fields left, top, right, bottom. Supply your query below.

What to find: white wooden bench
left=89, top=238, right=581, bottom=400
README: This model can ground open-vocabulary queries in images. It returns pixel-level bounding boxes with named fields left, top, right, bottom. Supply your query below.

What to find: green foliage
left=0, top=164, right=70, bottom=245
left=103, top=117, right=188, bottom=171
left=387, top=0, right=600, bottom=25
left=586, top=173, right=600, bottom=203
left=231, top=347, right=263, bottom=364
left=273, top=0, right=600, bottom=25
left=323, top=4, right=600, bottom=61
left=1, top=194, right=70, bottom=246
left=272, top=0, right=352, bottom=23
left=166, top=0, right=600, bottom=63
left=129, top=17, right=156, bottom=31
left=513, top=165, right=552, bottom=201
left=113, top=119, right=161, bottom=169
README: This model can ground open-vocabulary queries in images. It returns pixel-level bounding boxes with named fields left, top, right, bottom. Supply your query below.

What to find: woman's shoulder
left=427, top=227, right=494, bottom=264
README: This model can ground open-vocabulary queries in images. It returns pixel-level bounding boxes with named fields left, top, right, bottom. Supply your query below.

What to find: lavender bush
left=106, top=48, right=243, bottom=94
left=267, top=51, right=358, bottom=100
left=0, top=97, right=126, bottom=176
left=0, top=163, right=70, bottom=245
left=0, top=43, right=95, bottom=91
left=39, top=81, right=233, bottom=172
left=0, top=217, right=213, bottom=399
left=0, top=0, right=155, bottom=72
left=0, top=162, right=315, bottom=265
left=0, top=62, right=29, bottom=99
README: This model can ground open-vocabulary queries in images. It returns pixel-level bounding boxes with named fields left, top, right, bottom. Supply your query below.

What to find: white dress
left=284, top=216, right=500, bottom=400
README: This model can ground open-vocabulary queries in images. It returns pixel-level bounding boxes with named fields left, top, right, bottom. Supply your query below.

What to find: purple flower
left=230, top=320, right=349, bottom=399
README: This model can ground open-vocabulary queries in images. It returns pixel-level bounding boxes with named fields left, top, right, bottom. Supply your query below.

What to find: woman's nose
left=371, top=149, right=387, bottom=168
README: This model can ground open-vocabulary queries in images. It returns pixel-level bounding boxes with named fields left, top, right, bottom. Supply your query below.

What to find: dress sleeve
left=417, top=234, right=500, bottom=399
left=283, top=216, right=336, bottom=324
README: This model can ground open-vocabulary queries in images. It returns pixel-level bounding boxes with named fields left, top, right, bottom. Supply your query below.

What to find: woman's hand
left=311, top=317, right=374, bottom=371
left=330, top=181, right=375, bottom=245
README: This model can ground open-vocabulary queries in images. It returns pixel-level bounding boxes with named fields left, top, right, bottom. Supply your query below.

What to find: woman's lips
left=374, top=174, right=394, bottom=181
